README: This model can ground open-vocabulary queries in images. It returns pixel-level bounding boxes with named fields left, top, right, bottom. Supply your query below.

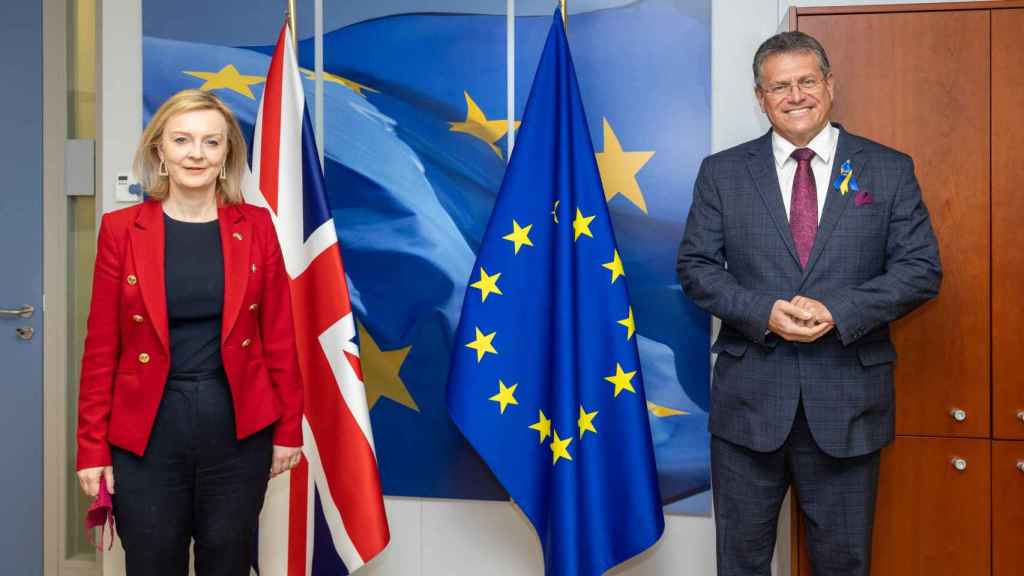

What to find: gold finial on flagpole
left=560, top=0, right=568, bottom=32
left=287, top=0, right=297, bottom=47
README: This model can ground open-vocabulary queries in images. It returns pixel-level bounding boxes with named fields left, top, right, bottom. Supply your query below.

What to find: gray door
left=0, top=1, right=44, bottom=574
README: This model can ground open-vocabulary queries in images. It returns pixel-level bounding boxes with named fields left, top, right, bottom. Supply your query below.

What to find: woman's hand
left=271, top=445, right=302, bottom=478
left=77, top=466, right=115, bottom=498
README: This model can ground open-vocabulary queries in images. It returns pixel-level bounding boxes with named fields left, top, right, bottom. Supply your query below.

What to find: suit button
left=126, top=274, right=137, bottom=286
left=132, top=314, right=144, bottom=324
left=248, top=303, right=259, bottom=312
left=138, top=352, right=150, bottom=364
left=241, top=338, right=252, bottom=348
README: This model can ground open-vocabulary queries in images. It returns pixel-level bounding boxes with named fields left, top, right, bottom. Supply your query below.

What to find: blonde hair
left=133, top=89, right=248, bottom=204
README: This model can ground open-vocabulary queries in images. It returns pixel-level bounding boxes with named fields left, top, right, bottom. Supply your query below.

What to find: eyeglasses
left=761, top=76, right=825, bottom=98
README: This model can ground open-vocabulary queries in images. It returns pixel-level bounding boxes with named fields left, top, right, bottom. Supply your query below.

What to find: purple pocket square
left=855, top=190, right=874, bottom=207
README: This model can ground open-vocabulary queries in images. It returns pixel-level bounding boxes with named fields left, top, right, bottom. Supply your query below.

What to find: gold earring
left=219, top=164, right=227, bottom=180
left=158, top=160, right=168, bottom=176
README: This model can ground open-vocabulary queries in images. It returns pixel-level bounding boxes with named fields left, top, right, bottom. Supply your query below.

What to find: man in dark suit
left=678, top=32, right=941, bottom=575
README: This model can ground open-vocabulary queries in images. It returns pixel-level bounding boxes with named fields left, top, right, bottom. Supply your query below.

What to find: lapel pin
left=232, top=232, right=244, bottom=241
left=832, top=159, right=859, bottom=195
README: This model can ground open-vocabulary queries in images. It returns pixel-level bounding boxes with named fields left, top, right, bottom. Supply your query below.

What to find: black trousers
left=111, top=371, right=273, bottom=576
left=711, top=403, right=881, bottom=576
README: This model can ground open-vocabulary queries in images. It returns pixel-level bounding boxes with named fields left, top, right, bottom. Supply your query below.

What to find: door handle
left=0, top=304, right=33, bottom=319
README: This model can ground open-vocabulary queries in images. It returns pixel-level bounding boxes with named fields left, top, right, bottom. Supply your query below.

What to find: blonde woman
left=76, top=90, right=303, bottom=575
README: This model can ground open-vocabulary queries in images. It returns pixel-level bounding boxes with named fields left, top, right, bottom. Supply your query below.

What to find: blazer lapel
left=128, top=200, right=170, bottom=354
left=747, top=131, right=801, bottom=268
left=219, top=204, right=251, bottom=343
left=801, top=129, right=867, bottom=279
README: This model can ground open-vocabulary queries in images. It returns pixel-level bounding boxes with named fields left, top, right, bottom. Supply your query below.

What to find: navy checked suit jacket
left=677, top=126, right=942, bottom=458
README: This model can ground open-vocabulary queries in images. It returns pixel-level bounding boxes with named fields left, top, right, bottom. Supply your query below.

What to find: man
left=677, top=32, right=941, bottom=576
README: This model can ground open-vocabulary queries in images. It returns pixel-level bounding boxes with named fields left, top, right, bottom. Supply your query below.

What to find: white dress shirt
left=771, top=123, right=839, bottom=224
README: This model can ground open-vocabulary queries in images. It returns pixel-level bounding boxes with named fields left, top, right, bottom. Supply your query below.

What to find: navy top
left=164, top=214, right=224, bottom=374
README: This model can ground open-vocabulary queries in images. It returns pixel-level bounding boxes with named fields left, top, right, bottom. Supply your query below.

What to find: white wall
left=97, top=1, right=983, bottom=574
left=96, top=0, right=141, bottom=214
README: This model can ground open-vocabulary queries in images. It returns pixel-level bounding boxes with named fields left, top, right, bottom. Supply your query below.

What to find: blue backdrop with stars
left=142, top=0, right=711, bottom=513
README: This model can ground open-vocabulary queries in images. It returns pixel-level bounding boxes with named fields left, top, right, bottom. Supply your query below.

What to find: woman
left=76, top=89, right=303, bottom=575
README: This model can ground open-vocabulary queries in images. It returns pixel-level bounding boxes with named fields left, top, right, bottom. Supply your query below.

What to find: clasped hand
left=769, top=295, right=834, bottom=342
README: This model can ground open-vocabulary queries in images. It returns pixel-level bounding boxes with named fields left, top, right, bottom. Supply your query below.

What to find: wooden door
left=992, top=8, right=1024, bottom=441
left=869, top=438, right=990, bottom=575
left=799, top=10, right=990, bottom=438
left=797, top=437, right=990, bottom=576
left=993, top=441, right=1024, bottom=576
left=795, top=7, right=996, bottom=575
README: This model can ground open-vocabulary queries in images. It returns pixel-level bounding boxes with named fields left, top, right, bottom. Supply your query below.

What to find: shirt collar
left=771, top=123, right=839, bottom=169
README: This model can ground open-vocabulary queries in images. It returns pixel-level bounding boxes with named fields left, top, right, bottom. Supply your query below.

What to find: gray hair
left=753, top=31, right=831, bottom=88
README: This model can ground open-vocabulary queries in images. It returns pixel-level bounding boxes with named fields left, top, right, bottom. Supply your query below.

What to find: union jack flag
left=244, top=22, right=390, bottom=575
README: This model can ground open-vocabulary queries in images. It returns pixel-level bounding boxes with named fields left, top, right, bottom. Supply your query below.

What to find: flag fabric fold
left=446, top=10, right=664, bottom=576
left=248, top=22, right=389, bottom=575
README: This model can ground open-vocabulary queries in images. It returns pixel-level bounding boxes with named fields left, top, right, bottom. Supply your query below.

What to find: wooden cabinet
left=992, top=8, right=1024, bottom=442
left=791, top=3, right=1024, bottom=574
left=870, top=438, right=990, bottom=575
left=797, top=438, right=990, bottom=576
left=800, top=8, right=990, bottom=439
left=993, top=441, right=1024, bottom=576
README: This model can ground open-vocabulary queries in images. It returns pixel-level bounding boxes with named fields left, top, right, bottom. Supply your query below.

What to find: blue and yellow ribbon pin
left=832, top=159, right=859, bottom=195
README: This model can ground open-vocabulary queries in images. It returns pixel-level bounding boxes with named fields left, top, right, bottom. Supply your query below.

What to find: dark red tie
left=790, top=148, right=818, bottom=268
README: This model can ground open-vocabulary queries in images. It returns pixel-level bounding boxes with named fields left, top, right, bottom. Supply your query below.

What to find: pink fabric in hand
left=85, top=475, right=116, bottom=550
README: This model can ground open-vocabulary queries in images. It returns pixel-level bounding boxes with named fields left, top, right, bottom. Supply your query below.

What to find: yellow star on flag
left=184, top=64, right=265, bottom=99
left=578, top=405, right=598, bottom=439
left=358, top=322, right=418, bottom=412
left=550, top=430, right=573, bottom=465
left=605, top=362, right=638, bottom=397
left=465, top=327, right=497, bottom=362
left=300, top=68, right=377, bottom=97
left=470, top=267, right=503, bottom=302
left=573, top=208, right=595, bottom=241
left=647, top=400, right=689, bottom=418
left=489, top=380, right=519, bottom=414
left=618, top=306, right=636, bottom=340
left=448, top=91, right=520, bottom=159
left=603, top=250, right=625, bottom=283
left=502, top=220, right=534, bottom=254
left=595, top=117, right=655, bottom=214
left=529, top=410, right=552, bottom=443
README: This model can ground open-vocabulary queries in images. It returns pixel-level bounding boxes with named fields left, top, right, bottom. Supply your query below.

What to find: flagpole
left=560, top=0, right=567, bottom=32
left=315, top=0, right=324, bottom=166
left=506, top=0, right=515, bottom=161
left=287, top=0, right=297, bottom=47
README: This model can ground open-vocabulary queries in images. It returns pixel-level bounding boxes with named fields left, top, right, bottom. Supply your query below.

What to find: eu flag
left=446, top=10, right=664, bottom=576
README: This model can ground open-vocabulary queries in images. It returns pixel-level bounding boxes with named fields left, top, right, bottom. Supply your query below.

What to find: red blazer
left=76, top=199, right=303, bottom=470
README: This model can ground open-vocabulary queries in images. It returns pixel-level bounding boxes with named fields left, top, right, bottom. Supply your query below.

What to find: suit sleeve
left=820, top=155, right=942, bottom=345
left=76, top=214, right=122, bottom=470
left=677, top=158, right=776, bottom=344
left=259, top=211, right=304, bottom=447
